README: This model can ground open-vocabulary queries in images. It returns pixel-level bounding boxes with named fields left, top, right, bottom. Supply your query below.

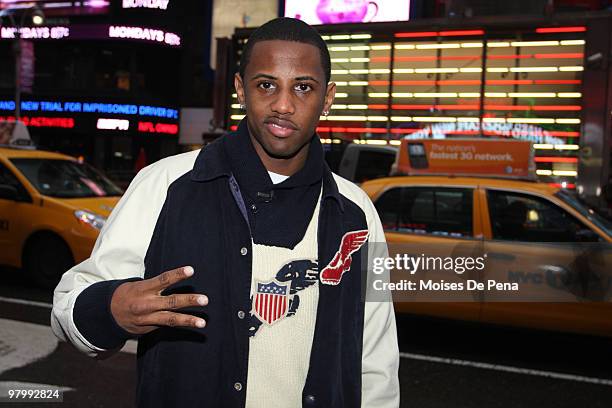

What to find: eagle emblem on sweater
left=249, top=260, right=319, bottom=337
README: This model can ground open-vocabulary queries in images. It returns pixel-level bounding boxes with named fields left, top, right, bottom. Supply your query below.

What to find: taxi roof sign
left=0, top=120, right=35, bottom=149
left=393, top=138, right=536, bottom=180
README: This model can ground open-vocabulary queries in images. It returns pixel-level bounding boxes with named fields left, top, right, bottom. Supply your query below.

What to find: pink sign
left=285, top=0, right=410, bottom=25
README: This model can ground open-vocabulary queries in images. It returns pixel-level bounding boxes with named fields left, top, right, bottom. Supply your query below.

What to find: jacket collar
left=190, top=119, right=344, bottom=212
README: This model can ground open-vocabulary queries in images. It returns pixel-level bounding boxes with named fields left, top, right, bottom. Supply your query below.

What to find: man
left=52, top=17, right=399, bottom=407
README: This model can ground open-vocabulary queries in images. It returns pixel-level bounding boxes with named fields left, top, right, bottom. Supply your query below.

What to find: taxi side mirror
left=0, top=184, right=18, bottom=201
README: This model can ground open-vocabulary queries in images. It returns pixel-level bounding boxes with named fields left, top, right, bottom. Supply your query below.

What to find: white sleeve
left=50, top=153, right=194, bottom=357
left=362, top=198, right=400, bottom=407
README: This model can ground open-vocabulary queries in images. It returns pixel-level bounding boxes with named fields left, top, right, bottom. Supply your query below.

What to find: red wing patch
left=320, top=230, right=369, bottom=286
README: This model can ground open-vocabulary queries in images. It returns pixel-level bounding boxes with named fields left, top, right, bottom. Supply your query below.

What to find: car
left=0, top=146, right=123, bottom=288
left=361, top=175, right=612, bottom=337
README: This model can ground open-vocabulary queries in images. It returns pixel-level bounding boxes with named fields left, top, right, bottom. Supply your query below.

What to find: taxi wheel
left=24, top=234, right=74, bottom=289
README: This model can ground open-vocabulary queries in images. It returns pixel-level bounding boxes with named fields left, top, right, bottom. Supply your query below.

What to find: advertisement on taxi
left=394, top=138, right=536, bottom=179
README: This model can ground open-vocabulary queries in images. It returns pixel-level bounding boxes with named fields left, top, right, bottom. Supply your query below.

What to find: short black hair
left=239, top=17, right=331, bottom=84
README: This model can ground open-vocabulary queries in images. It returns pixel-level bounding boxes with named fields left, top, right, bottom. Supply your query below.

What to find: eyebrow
left=250, top=73, right=320, bottom=84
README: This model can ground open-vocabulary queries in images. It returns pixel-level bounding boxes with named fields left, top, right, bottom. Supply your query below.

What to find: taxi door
left=375, top=183, right=484, bottom=322
left=479, top=187, right=612, bottom=336
left=0, top=161, right=33, bottom=267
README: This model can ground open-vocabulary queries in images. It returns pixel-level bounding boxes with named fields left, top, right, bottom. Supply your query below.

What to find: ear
left=234, top=73, right=246, bottom=106
left=323, top=82, right=336, bottom=114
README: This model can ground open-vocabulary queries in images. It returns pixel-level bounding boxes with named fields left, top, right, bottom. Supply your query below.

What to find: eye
left=295, top=83, right=312, bottom=93
left=257, top=81, right=275, bottom=91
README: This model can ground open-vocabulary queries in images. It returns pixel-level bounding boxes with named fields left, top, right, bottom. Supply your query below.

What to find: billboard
left=284, top=0, right=410, bottom=25
left=395, top=139, right=536, bottom=179
left=0, top=0, right=110, bottom=16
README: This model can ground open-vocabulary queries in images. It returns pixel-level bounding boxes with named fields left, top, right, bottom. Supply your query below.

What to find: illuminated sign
left=403, top=122, right=566, bottom=145
left=123, top=0, right=170, bottom=10
left=138, top=121, right=178, bottom=135
left=285, top=0, right=410, bottom=25
left=97, top=118, right=130, bottom=130
left=0, top=116, right=75, bottom=128
left=0, top=100, right=179, bottom=119
left=0, top=26, right=69, bottom=40
left=0, top=24, right=180, bottom=47
left=109, top=26, right=180, bottom=46
left=0, top=1, right=110, bottom=16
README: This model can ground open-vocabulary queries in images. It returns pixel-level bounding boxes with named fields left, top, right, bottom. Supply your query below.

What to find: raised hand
left=110, top=266, right=208, bottom=335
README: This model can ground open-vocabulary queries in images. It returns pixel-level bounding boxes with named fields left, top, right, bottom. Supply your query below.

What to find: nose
left=270, top=87, right=295, bottom=115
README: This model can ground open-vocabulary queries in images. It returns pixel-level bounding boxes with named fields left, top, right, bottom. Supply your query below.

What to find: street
left=1, top=274, right=611, bottom=408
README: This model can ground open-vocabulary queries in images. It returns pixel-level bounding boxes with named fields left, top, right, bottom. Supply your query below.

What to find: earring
left=322, top=110, right=329, bottom=116
left=240, top=103, right=246, bottom=110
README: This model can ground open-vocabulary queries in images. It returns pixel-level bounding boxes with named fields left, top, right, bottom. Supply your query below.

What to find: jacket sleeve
left=51, top=163, right=172, bottom=357
left=362, top=197, right=400, bottom=407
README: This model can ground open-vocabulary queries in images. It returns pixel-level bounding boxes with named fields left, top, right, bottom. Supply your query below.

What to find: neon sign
left=0, top=116, right=75, bottom=129
left=109, top=26, right=180, bottom=46
left=0, top=24, right=180, bottom=47
left=122, top=0, right=170, bottom=10
left=97, top=118, right=130, bottom=131
left=403, top=122, right=566, bottom=145
left=138, top=121, right=178, bottom=135
left=0, top=100, right=179, bottom=119
left=0, top=26, right=69, bottom=40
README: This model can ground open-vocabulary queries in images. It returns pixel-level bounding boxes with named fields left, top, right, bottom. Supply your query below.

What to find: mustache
left=263, top=116, right=298, bottom=130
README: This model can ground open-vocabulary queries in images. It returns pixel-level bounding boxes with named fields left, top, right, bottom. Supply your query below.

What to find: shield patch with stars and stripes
left=252, top=280, right=290, bottom=326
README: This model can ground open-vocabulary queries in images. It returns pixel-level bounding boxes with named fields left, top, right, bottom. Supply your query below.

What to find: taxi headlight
left=74, top=210, right=107, bottom=230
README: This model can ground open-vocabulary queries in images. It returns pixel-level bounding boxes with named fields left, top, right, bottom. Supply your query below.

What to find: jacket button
left=237, top=310, right=246, bottom=319
left=250, top=204, right=257, bottom=213
left=304, top=394, right=316, bottom=405
left=240, top=247, right=248, bottom=256
left=234, top=382, right=243, bottom=392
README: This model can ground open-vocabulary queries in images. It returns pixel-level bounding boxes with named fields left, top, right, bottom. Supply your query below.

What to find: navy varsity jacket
left=51, top=120, right=400, bottom=407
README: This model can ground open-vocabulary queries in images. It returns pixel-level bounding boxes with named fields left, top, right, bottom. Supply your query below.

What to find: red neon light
left=230, top=125, right=238, bottom=131
left=534, top=157, right=578, bottom=163
left=138, top=121, right=178, bottom=135
left=534, top=53, right=584, bottom=59
left=439, top=30, right=485, bottom=36
left=549, top=131, right=579, bottom=137
left=351, top=79, right=582, bottom=87
left=486, top=80, right=533, bottom=85
left=368, top=104, right=389, bottom=110
left=549, top=183, right=576, bottom=189
left=534, top=79, right=581, bottom=85
left=485, top=105, right=581, bottom=111
left=535, top=26, right=586, bottom=33
left=315, top=126, right=581, bottom=139
left=0, top=116, right=75, bottom=128
left=488, top=54, right=533, bottom=60
left=394, top=29, right=484, bottom=38
left=394, top=31, right=438, bottom=38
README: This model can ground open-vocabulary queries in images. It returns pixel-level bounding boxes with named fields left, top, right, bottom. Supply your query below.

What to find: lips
left=264, top=117, right=298, bottom=138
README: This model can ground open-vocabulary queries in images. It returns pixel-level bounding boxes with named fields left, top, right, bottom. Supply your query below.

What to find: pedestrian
left=52, top=17, right=399, bottom=408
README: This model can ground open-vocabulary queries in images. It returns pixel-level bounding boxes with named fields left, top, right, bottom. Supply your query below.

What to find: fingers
left=145, top=266, right=194, bottom=292
left=152, top=293, right=209, bottom=313
left=142, top=311, right=206, bottom=329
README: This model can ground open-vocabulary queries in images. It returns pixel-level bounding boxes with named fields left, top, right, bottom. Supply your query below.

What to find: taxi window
left=375, top=186, right=473, bottom=238
left=0, top=162, right=29, bottom=201
left=487, top=190, right=601, bottom=243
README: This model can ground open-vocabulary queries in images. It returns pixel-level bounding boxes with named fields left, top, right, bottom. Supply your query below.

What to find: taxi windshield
left=555, top=190, right=612, bottom=238
left=10, top=158, right=123, bottom=198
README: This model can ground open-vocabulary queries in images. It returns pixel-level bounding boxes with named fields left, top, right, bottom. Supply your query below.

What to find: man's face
left=234, top=40, right=335, bottom=162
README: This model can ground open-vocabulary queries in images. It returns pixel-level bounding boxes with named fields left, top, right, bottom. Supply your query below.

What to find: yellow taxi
left=0, top=147, right=122, bottom=287
left=361, top=139, right=612, bottom=337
